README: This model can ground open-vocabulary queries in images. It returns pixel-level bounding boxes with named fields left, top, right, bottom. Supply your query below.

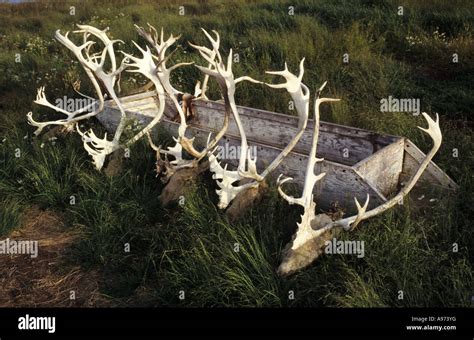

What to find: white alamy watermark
left=55, top=96, right=95, bottom=112
left=380, top=96, right=420, bottom=116
left=18, top=314, right=55, bottom=334
left=215, top=144, right=257, bottom=160
left=324, top=238, right=365, bottom=258
left=0, top=238, right=38, bottom=258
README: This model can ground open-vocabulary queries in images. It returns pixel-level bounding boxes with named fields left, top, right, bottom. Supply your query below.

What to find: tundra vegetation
left=0, top=0, right=472, bottom=307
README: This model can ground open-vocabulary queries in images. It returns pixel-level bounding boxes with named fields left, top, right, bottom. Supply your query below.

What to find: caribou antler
left=28, top=24, right=186, bottom=171
left=27, top=85, right=102, bottom=135
left=329, top=112, right=442, bottom=231
left=277, top=109, right=443, bottom=276
left=276, top=82, right=339, bottom=274
left=209, top=59, right=312, bottom=210
left=192, top=29, right=268, bottom=208
left=58, top=26, right=130, bottom=169
left=120, top=41, right=167, bottom=147
left=187, top=29, right=262, bottom=160
left=155, top=28, right=261, bottom=181
left=26, top=25, right=120, bottom=135
left=132, top=24, right=201, bottom=177
left=76, top=24, right=189, bottom=171
left=241, top=58, right=311, bottom=181
left=134, top=24, right=193, bottom=137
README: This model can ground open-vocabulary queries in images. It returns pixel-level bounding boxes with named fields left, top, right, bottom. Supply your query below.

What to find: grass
left=0, top=0, right=472, bottom=307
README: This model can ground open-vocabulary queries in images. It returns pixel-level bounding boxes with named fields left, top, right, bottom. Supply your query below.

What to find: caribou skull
left=276, top=81, right=442, bottom=275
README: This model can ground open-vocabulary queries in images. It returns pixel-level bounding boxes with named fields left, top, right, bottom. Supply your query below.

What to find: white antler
left=76, top=24, right=191, bottom=170
left=76, top=125, right=116, bottom=170
left=191, top=29, right=267, bottom=208
left=120, top=40, right=167, bottom=147
left=28, top=24, right=186, bottom=171
left=54, top=26, right=130, bottom=169
left=27, top=85, right=102, bottom=135
left=134, top=24, right=193, bottom=137
left=190, top=28, right=220, bottom=100
left=26, top=25, right=120, bottom=136
left=277, top=110, right=443, bottom=276
left=156, top=28, right=261, bottom=182
left=277, top=82, right=339, bottom=248
left=243, top=58, right=311, bottom=181
left=328, top=112, right=442, bottom=231
left=209, top=59, right=312, bottom=209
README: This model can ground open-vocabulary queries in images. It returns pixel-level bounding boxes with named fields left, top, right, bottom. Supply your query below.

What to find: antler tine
left=194, top=65, right=220, bottom=80
left=201, top=28, right=220, bottom=53
left=257, top=61, right=311, bottom=180
left=330, top=112, right=442, bottom=231
left=147, top=23, right=159, bottom=43
left=76, top=124, right=116, bottom=170
left=277, top=174, right=304, bottom=206
left=146, top=131, right=161, bottom=152
left=28, top=26, right=114, bottom=138
left=134, top=24, right=155, bottom=46
left=418, top=112, right=442, bottom=149
left=265, top=60, right=304, bottom=95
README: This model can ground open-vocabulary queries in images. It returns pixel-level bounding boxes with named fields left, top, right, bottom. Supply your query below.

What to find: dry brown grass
left=0, top=206, right=110, bottom=307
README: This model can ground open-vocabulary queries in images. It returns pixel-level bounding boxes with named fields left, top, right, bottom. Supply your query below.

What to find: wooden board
left=354, top=138, right=405, bottom=197
left=105, top=91, right=398, bottom=165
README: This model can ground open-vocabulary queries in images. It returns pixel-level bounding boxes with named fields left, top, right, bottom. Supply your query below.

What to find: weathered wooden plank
left=138, top=94, right=390, bottom=166
left=354, top=138, right=405, bottom=196
left=107, top=91, right=397, bottom=166
left=195, top=98, right=398, bottom=145
left=192, top=102, right=376, bottom=166
left=318, top=161, right=387, bottom=212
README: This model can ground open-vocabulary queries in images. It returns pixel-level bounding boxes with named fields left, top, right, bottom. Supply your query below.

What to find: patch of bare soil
left=0, top=206, right=110, bottom=307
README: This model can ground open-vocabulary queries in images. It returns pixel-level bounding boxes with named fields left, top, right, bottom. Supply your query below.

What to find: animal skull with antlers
left=28, top=24, right=445, bottom=277
left=276, top=82, right=442, bottom=275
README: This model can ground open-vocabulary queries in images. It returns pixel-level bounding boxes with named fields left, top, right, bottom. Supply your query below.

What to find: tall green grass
left=0, top=0, right=472, bottom=307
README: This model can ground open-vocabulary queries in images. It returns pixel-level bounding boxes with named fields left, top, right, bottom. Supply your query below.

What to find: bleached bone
left=120, top=40, right=168, bottom=147
left=27, top=25, right=132, bottom=169
left=328, top=112, right=442, bottom=231
left=27, top=86, right=102, bottom=135
left=76, top=125, right=116, bottom=170
left=58, top=26, right=132, bottom=169
left=189, top=29, right=278, bottom=208
left=191, top=30, right=219, bottom=100
left=155, top=29, right=261, bottom=181
left=132, top=24, right=206, bottom=175
left=26, top=25, right=121, bottom=135
left=277, top=109, right=443, bottom=275
left=277, top=82, right=339, bottom=248
left=134, top=24, right=193, bottom=138
left=187, top=29, right=261, bottom=160
left=209, top=59, right=311, bottom=209
left=241, top=59, right=311, bottom=181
